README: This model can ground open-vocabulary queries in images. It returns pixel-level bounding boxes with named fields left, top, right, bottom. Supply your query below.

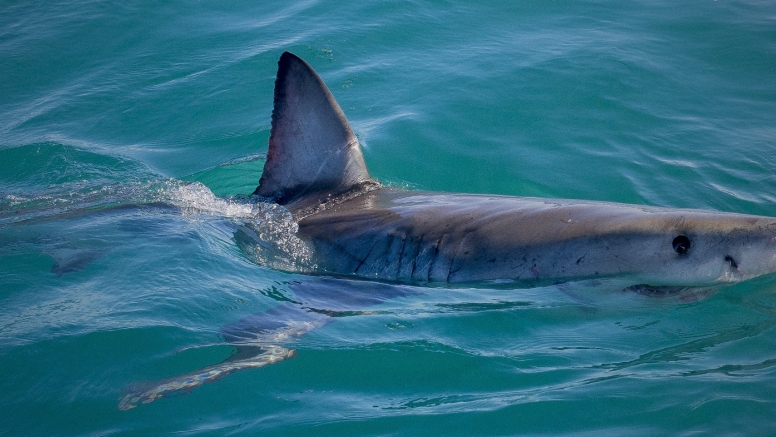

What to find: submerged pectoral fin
left=117, top=302, right=330, bottom=410
left=118, top=345, right=296, bottom=410
left=118, top=279, right=415, bottom=410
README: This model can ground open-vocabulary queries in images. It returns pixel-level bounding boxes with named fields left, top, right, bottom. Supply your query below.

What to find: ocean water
left=2, top=0, right=776, bottom=435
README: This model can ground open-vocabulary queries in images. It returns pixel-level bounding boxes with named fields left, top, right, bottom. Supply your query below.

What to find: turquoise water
left=3, top=0, right=776, bottom=435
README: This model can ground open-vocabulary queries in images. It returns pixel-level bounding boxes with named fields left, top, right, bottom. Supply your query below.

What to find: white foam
left=164, top=182, right=314, bottom=271
left=1, top=179, right=314, bottom=272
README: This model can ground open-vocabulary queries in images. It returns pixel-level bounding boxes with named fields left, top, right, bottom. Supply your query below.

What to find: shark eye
left=672, top=235, right=691, bottom=254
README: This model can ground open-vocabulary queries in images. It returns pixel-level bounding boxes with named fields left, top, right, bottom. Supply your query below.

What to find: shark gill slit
left=354, top=239, right=380, bottom=275
left=394, top=234, right=407, bottom=281
left=446, top=231, right=469, bottom=282
left=409, top=234, right=424, bottom=280
left=427, top=235, right=444, bottom=282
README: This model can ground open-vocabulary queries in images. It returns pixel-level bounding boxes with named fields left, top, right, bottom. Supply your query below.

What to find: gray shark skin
left=296, top=190, right=776, bottom=288
left=117, top=51, right=776, bottom=410
left=260, top=52, right=776, bottom=289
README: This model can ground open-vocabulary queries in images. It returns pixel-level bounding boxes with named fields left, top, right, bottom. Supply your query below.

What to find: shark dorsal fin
left=254, top=52, right=372, bottom=205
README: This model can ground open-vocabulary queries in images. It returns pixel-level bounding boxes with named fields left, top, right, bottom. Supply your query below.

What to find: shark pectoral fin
left=117, top=280, right=407, bottom=410
left=118, top=302, right=330, bottom=410
left=117, top=345, right=296, bottom=410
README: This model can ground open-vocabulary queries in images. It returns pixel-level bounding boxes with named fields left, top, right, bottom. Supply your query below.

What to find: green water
left=2, top=1, right=776, bottom=435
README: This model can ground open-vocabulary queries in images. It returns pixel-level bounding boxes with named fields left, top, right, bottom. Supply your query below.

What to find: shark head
left=555, top=208, right=776, bottom=287
left=635, top=215, right=776, bottom=286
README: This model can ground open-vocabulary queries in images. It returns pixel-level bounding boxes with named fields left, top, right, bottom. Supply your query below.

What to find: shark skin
left=262, top=52, right=776, bottom=289
left=294, top=190, right=776, bottom=288
left=118, top=51, right=776, bottom=409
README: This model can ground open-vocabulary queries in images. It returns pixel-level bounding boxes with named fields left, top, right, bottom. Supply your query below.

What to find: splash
left=160, top=181, right=315, bottom=272
left=0, top=177, right=314, bottom=273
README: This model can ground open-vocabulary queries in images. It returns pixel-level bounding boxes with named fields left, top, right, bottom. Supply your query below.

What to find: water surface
left=2, top=1, right=776, bottom=435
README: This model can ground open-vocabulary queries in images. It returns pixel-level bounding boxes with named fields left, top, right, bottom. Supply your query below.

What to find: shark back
left=254, top=52, right=373, bottom=205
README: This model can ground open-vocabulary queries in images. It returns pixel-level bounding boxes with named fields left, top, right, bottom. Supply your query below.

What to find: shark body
left=255, top=52, right=776, bottom=289
left=119, top=51, right=776, bottom=409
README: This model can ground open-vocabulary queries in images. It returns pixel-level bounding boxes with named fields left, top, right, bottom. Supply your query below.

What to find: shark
left=118, top=51, right=776, bottom=409
left=255, top=52, right=776, bottom=289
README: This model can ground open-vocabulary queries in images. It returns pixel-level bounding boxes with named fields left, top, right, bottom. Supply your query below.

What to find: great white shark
left=255, top=52, right=776, bottom=288
left=119, top=51, right=776, bottom=409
